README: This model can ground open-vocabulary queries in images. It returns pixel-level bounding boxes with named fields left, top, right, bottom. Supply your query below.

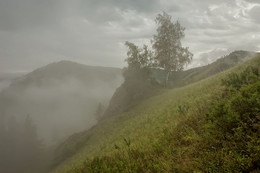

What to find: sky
left=0, top=0, right=260, bottom=74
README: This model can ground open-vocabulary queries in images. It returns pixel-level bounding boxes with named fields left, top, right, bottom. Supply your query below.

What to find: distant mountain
left=0, top=61, right=123, bottom=144
left=194, top=48, right=229, bottom=67
left=10, top=61, right=122, bottom=88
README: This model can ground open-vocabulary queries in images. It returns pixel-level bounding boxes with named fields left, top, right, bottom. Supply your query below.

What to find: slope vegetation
left=154, top=50, right=256, bottom=87
left=52, top=54, right=260, bottom=172
left=104, top=51, right=255, bottom=118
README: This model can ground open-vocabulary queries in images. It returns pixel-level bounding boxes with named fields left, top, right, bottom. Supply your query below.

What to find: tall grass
left=52, top=55, right=260, bottom=173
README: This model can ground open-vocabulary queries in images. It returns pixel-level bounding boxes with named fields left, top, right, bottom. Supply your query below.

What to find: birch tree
left=152, top=12, right=193, bottom=87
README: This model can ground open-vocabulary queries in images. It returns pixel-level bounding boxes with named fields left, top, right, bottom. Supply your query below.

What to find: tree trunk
left=165, top=71, right=170, bottom=88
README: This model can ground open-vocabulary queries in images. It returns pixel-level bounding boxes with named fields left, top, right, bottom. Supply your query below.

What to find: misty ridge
left=0, top=73, right=22, bottom=93
left=0, top=60, right=123, bottom=144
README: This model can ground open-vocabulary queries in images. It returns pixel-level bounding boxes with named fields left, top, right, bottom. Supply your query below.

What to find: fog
left=1, top=67, right=122, bottom=144
left=0, top=73, right=23, bottom=92
left=0, top=0, right=259, bottom=172
left=0, top=80, right=11, bottom=93
left=0, top=62, right=123, bottom=173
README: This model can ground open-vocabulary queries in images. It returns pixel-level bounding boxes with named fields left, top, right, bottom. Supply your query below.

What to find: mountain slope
left=0, top=61, right=123, bottom=144
left=154, top=50, right=256, bottom=87
left=103, top=50, right=255, bottom=119
left=51, top=53, right=259, bottom=172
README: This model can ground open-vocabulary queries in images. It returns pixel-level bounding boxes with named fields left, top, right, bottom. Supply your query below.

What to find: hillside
left=51, top=53, right=260, bottom=172
left=0, top=61, right=123, bottom=144
left=103, top=50, right=255, bottom=119
left=153, top=50, right=256, bottom=87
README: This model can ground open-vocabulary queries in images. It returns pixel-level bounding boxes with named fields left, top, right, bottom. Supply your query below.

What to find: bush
left=198, top=66, right=260, bottom=172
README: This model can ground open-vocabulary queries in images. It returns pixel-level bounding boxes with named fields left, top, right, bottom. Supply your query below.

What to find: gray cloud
left=249, top=6, right=260, bottom=22
left=0, top=0, right=259, bottom=73
left=0, top=80, right=11, bottom=93
left=245, top=0, right=260, bottom=3
left=0, top=0, right=63, bottom=31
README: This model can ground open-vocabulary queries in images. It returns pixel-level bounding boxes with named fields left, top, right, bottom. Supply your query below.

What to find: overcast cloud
left=0, top=0, right=260, bottom=73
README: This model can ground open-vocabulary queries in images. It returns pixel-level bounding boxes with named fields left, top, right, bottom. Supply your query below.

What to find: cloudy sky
left=0, top=0, right=260, bottom=74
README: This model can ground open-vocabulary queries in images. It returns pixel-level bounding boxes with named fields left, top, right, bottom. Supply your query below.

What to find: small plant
left=177, top=104, right=189, bottom=116
left=123, top=138, right=131, bottom=148
left=114, top=144, right=120, bottom=150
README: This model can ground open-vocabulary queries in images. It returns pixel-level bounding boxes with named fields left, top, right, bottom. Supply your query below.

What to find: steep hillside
left=0, top=61, right=123, bottom=144
left=51, top=54, right=260, bottom=172
left=103, top=50, right=255, bottom=119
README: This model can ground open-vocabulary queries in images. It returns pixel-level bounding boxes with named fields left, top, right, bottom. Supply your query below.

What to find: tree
left=152, top=12, right=193, bottom=87
left=125, top=41, right=152, bottom=70
left=123, top=41, right=153, bottom=82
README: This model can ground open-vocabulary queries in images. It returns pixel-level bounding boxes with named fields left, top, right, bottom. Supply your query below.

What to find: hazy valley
left=0, top=61, right=123, bottom=144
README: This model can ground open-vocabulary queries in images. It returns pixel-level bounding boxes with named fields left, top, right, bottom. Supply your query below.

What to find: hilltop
left=10, top=60, right=122, bottom=88
left=51, top=51, right=259, bottom=172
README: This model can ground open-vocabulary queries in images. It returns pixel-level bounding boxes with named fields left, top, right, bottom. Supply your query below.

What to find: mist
left=0, top=62, right=123, bottom=173
left=1, top=65, right=123, bottom=142
left=0, top=73, right=23, bottom=92
left=0, top=0, right=259, bottom=172
left=0, top=80, right=11, bottom=93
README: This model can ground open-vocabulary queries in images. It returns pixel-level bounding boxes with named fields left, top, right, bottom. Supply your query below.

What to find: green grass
left=152, top=50, right=256, bottom=87
left=51, top=54, right=260, bottom=173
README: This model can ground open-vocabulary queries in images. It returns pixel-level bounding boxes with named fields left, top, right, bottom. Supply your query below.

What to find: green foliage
left=177, top=104, right=189, bottom=116
left=51, top=56, right=260, bottom=173
left=222, top=66, right=259, bottom=89
left=71, top=63, right=260, bottom=173
left=123, top=12, right=193, bottom=88
left=123, top=41, right=153, bottom=82
left=152, top=12, right=193, bottom=86
left=125, top=42, right=153, bottom=71
left=153, top=12, right=192, bottom=72
left=196, top=67, right=260, bottom=172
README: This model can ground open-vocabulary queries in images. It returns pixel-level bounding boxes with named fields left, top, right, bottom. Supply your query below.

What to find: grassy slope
left=52, top=54, right=260, bottom=173
left=152, top=51, right=255, bottom=87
